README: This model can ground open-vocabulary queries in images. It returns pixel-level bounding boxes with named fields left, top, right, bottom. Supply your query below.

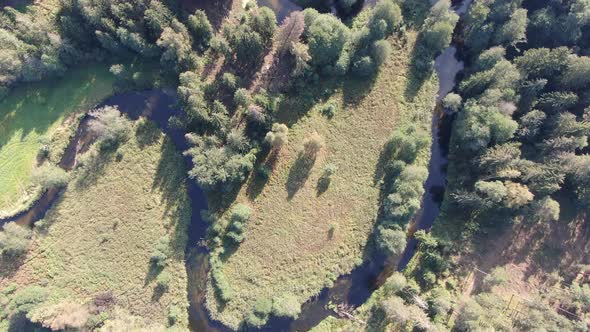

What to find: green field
left=0, top=120, right=191, bottom=329
left=206, top=31, right=438, bottom=328
left=0, top=65, right=116, bottom=214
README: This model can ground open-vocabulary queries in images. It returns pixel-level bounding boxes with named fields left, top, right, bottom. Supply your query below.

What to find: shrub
left=156, top=271, right=172, bottom=292
left=443, top=93, right=462, bottom=113
left=88, top=106, right=131, bottom=149
left=388, top=126, right=430, bottom=164
left=530, top=196, right=560, bottom=223
left=352, top=56, right=375, bottom=77
left=308, top=14, right=350, bottom=69
left=9, top=285, right=48, bottom=315
left=225, top=204, right=252, bottom=245
left=272, top=294, right=301, bottom=319
left=167, top=305, right=182, bottom=326
left=32, top=164, right=69, bottom=190
left=302, top=132, right=325, bottom=159
left=0, top=222, right=32, bottom=257
left=256, top=165, right=272, bottom=180
left=385, top=165, right=428, bottom=223
left=370, top=0, right=402, bottom=35
left=211, top=261, right=234, bottom=303
left=372, top=39, right=391, bottom=67
left=265, top=123, right=289, bottom=150
left=320, top=103, right=337, bottom=118
left=382, top=272, right=407, bottom=296
left=150, top=236, right=170, bottom=268
left=376, top=225, right=407, bottom=256
left=246, top=298, right=273, bottom=327
left=317, top=163, right=337, bottom=193
left=210, top=36, right=230, bottom=56
left=109, top=64, right=125, bottom=77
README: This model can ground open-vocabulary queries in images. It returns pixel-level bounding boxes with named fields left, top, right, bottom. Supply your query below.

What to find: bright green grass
left=205, top=31, right=438, bottom=328
left=0, top=121, right=191, bottom=329
left=0, top=65, right=116, bottom=213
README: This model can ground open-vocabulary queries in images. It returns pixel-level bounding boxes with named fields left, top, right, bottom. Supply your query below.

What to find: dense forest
left=316, top=0, right=590, bottom=330
left=0, top=0, right=589, bottom=330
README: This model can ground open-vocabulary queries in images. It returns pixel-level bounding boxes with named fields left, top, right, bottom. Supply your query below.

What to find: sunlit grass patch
left=0, top=65, right=116, bottom=213
left=205, top=31, right=439, bottom=328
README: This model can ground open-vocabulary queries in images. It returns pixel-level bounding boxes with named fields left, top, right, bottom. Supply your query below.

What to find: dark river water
left=0, top=0, right=471, bottom=330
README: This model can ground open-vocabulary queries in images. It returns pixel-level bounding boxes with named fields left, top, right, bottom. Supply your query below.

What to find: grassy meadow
left=206, top=31, right=438, bottom=328
left=0, top=120, right=191, bottom=330
left=0, top=65, right=116, bottom=215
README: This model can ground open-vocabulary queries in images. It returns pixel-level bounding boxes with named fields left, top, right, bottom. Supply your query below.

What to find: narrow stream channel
left=0, top=1, right=471, bottom=331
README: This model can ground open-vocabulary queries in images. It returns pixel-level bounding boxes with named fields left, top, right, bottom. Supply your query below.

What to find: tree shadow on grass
left=8, top=313, right=47, bottom=332
left=144, top=263, right=164, bottom=287
left=135, top=119, right=160, bottom=148
left=286, top=153, right=316, bottom=200
left=404, top=41, right=435, bottom=102
left=0, top=254, right=26, bottom=280
left=74, top=146, right=117, bottom=190
left=152, top=284, right=167, bottom=302
left=341, top=71, right=380, bottom=106
left=246, top=148, right=278, bottom=199
left=372, top=139, right=394, bottom=186
left=152, top=137, right=192, bottom=257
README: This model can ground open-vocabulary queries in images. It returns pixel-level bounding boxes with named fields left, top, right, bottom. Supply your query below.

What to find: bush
left=0, top=222, right=32, bottom=257
left=376, top=225, right=407, bottom=256
left=150, top=236, right=170, bottom=268
left=257, top=165, right=272, bottom=180
left=265, top=123, right=289, bottom=150
left=317, top=163, right=337, bottom=193
left=156, top=271, right=172, bottom=292
left=167, top=305, right=182, bottom=326
left=302, top=132, right=325, bottom=159
left=372, top=39, right=391, bottom=67
left=32, top=164, right=69, bottom=190
left=320, top=103, right=337, bottom=118
left=382, top=272, right=407, bottom=296
left=9, top=285, right=48, bottom=315
left=308, top=14, right=350, bottom=69
left=225, top=204, right=252, bottom=245
left=352, top=56, right=375, bottom=77
left=385, top=165, right=428, bottom=223
left=443, top=93, right=462, bottom=113
left=88, top=106, right=131, bottom=149
left=272, top=294, right=301, bottom=319
left=210, top=261, right=234, bottom=303
left=37, top=301, right=90, bottom=331
left=246, top=298, right=273, bottom=327
left=370, top=0, right=402, bottom=35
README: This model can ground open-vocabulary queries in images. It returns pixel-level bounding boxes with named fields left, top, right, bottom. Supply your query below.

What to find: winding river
left=0, top=0, right=471, bottom=330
